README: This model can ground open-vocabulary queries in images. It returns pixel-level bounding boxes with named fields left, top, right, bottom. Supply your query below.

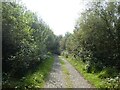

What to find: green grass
left=24, top=56, right=54, bottom=88
left=3, top=56, right=54, bottom=89
left=62, top=56, right=104, bottom=88
left=60, top=58, right=65, bottom=65
left=59, top=57, right=73, bottom=88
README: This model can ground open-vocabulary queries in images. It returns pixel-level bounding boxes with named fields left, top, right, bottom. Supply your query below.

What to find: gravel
left=44, top=55, right=93, bottom=88
left=44, top=55, right=66, bottom=88
left=62, top=58, right=93, bottom=88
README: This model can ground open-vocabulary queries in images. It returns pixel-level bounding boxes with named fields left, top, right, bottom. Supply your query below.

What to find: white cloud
left=21, top=0, right=86, bottom=35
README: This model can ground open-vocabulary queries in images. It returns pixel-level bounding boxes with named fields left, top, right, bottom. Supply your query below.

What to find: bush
left=98, top=67, right=118, bottom=79
left=47, top=52, right=52, bottom=56
left=2, top=2, right=59, bottom=84
left=101, top=75, right=120, bottom=88
left=65, top=54, right=68, bottom=58
left=85, top=64, right=92, bottom=73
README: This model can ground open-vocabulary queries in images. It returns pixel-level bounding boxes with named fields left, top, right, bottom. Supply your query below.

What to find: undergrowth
left=63, top=56, right=120, bottom=88
left=2, top=56, right=54, bottom=89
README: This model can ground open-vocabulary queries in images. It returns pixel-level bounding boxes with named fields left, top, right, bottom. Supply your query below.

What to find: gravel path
left=44, top=55, right=66, bottom=88
left=44, top=55, right=93, bottom=88
left=62, top=58, right=92, bottom=88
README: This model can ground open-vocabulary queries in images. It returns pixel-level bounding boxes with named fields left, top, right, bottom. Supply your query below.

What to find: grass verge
left=63, top=56, right=104, bottom=88
left=59, top=57, right=73, bottom=88
left=3, top=56, right=54, bottom=89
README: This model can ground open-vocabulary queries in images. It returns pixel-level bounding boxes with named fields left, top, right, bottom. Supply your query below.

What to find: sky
left=21, top=0, right=87, bottom=35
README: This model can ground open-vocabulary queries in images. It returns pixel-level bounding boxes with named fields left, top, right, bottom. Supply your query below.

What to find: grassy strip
left=63, top=56, right=104, bottom=88
left=3, top=56, right=54, bottom=89
left=23, top=56, right=54, bottom=88
left=59, top=57, right=73, bottom=88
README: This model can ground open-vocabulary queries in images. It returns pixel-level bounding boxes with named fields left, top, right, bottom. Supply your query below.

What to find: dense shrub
left=60, top=1, right=120, bottom=88
left=60, top=1, right=120, bottom=72
left=101, top=74, right=120, bottom=88
left=2, top=2, right=59, bottom=79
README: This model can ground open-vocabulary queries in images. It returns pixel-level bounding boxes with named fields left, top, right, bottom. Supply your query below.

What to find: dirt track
left=44, top=55, right=92, bottom=88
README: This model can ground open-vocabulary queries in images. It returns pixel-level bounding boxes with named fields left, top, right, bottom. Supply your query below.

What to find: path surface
left=44, top=55, right=66, bottom=88
left=44, top=55, right=93, bottom=88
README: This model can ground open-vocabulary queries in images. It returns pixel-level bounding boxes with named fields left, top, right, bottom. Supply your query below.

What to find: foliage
left=101, top=75, right=120, bottom=88
left=60, top=1, right=120, bottom=73
left=2, top=56, right=54, bottom=88
left=2, top=2, right=59, bottom=88
left=60, top=1, right=120, bottom=88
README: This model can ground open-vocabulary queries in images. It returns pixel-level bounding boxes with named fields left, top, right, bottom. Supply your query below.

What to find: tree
left=60, top=2, right=120, bottom=72
left=2, top=2, right=59, bottom=78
